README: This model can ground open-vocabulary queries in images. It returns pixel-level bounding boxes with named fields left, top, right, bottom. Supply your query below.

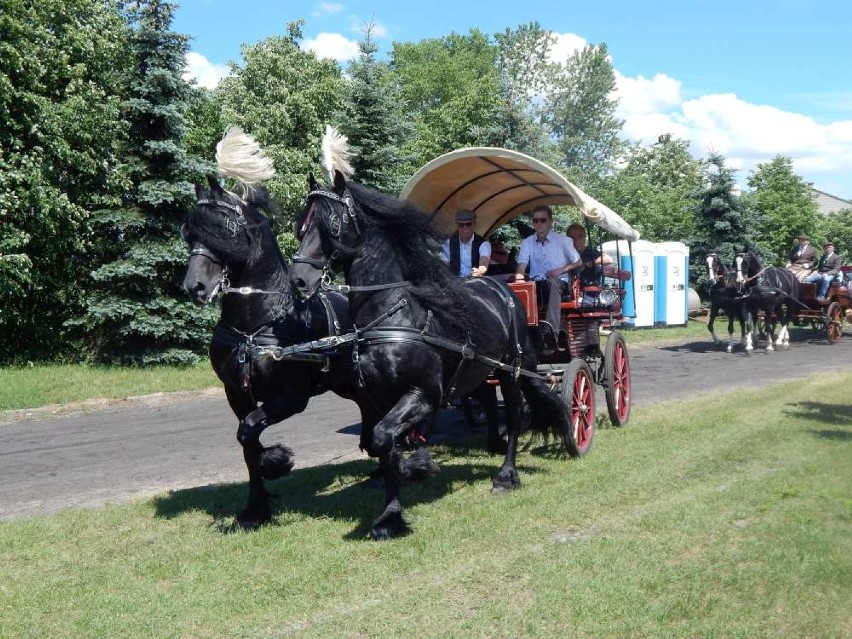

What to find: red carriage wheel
left=603, top=331, right=631, bottom=426
left=826, top=302, right=842, bottom=344
left=561, top=359, right=595, bottom=457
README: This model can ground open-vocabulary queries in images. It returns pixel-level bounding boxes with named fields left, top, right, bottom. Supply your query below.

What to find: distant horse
left=287, top=127, right=571, bottom=540
left=182, top=127, right=359, bottom=528
left=705, top=253, right=750, bottom=353
left=736, top=249, right=800, bottom=352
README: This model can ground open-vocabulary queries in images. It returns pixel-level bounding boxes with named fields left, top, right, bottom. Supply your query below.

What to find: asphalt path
left=2, top=327, right=850, bottom=521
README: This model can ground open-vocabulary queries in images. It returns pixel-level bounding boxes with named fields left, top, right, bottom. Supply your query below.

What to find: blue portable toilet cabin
left=654, top=241, right=690, bottom=326
left=603, top=239, right=656, bottom=327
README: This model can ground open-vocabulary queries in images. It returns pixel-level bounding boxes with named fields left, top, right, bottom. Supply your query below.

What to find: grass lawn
left=1, top=373, right=849, bottom=638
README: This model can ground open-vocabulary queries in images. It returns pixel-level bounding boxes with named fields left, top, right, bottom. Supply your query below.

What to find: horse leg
left=741, top=308, right=753, bottom=355
left=233, top=391, right=306, bottom=529
left=471, top=382, right=505, bottom=455
left=726, top=313, right=736, bottom=353
left=367, top=389, right=440, bottom=540
left=708, top=304, right=722, bottom=345
left=492, top=375, right=524, bottom=493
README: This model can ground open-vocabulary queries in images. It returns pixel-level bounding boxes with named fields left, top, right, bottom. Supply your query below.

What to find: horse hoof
left=370, top=513, right=409, bottom=540
left=236, top=512, right=269, bottom=530
left=492, top=472, right=521, bottom=493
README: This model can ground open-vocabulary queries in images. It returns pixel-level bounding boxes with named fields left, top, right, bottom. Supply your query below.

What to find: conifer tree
left=342, top=24, right=412, bottom=194
left=76, top=0, right=213, bottom=364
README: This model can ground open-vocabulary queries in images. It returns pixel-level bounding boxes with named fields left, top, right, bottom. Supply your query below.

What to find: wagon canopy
left=400, top=147, right=640, bottom=241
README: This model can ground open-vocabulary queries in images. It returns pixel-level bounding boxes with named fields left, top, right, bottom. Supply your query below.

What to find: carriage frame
left=400, top=147, right=641, bottom=454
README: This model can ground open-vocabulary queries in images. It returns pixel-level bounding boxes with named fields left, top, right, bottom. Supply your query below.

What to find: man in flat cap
left=786, top=233, right=817, bottom=281
left=804, top=241, right=841, bottom=300
left=441, top=209, right=491, bottom=278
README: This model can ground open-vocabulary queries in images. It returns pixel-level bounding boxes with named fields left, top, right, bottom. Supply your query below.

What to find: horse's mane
left=343, top=181, right=474, bottom=325
left=216, top=125, right=276, bottom=198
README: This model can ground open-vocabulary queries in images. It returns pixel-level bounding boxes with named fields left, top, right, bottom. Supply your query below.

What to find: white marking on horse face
left=706, top=255, right=714, bottom=277
left=735, top=256, right=744, bottom=283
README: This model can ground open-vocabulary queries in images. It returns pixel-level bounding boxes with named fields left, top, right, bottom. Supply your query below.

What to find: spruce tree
left=688, top=152, right=763, bottom=296
left=76, top=0, right=214, bottom=364
left=342, top=25, right=412, bottom=194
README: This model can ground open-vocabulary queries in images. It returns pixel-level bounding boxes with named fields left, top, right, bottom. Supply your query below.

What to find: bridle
left=292, top=188, right=411, bottom=295
left=185, top=195, right=287, bottom=300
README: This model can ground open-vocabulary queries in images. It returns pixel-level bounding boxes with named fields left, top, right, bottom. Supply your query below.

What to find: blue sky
left=175, top=0, right=852, bottom=198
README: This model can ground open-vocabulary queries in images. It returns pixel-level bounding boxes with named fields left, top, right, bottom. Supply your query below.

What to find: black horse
left=705, top=253, right=750, bottom=353
left=736, top=249, right=800, bottom=352
left=288, top=163, right=572, bottom=540
left=182, top=172, right=360, bottom=529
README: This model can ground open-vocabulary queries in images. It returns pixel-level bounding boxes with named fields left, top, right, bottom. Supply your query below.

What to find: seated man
left=803, top=241, right=841, bottom=299
left=513, top=206, right=582, bottom=349
left=441, top=209, right=490, bottom=277
left=566, top=223, right=613, bottom=286
left=786, top=233, right=817, bottom=282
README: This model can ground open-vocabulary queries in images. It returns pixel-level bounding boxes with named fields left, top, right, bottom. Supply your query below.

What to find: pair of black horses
left=182, top=136, right=572, bottom=539
left=705, top=251, right=800, bottom=354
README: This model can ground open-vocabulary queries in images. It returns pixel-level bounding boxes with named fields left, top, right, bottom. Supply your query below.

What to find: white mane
left=215, top=126, right=275, bottom=197
left=321, top=124, right=354, bottom=182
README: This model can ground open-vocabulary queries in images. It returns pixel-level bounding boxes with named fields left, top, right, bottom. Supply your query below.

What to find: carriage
left=399, top=147, right=640, bottom=452
left=789, top=269, right=851, bottom=343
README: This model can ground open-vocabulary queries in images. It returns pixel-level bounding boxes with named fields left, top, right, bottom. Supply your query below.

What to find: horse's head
left=706, top=253, right=726, bottom=281
left=734, top=250, right=761, bottom=285
left=289, top=171, right=361, bottom=300
left=182, top=175, right=257, bottom=304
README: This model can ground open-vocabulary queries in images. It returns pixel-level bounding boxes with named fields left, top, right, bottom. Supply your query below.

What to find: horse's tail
left=520, top=375, right=571, bottom=441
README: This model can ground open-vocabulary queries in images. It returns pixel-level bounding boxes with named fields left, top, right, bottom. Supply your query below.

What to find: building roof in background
left=810, top=187, right=852, bottom=215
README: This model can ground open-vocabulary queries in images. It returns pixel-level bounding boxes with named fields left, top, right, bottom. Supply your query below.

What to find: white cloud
left=302, top=32, right=360, bottom=62
left=312, top=2, right=344, bottom=17
left=183, top=51, right=230, bottom=89
left=547, top=32, right=587, bottom=65
left=614, top=71, right=852, bottom=195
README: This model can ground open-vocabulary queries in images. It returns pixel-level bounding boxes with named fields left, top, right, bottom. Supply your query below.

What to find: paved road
left=2, top=328, right=850, bottom=520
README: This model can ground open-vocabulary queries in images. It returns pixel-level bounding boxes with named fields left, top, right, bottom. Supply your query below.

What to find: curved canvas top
left=400, top=147, right=640, bottom=241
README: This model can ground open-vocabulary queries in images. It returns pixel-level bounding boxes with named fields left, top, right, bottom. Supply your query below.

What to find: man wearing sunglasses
left=513, top=205, right=582, bottom=351
left=441, top=209, right=491, bottom=277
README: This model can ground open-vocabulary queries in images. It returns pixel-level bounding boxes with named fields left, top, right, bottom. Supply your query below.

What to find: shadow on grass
left=785, top=401, right=852, bottom=437
left=152, top=434, right=557, bottom=539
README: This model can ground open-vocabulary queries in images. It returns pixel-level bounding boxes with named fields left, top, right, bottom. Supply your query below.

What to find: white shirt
left=441, top=236, right=491, bottom=277
left=517, top=231, right=580, bottom=282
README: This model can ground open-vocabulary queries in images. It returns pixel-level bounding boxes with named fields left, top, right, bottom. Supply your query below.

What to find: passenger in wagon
left=441, top=209, right=491, bottom=277
left=485, top=241, right=516, bottom=278
left=803, top=241, right=841, bottom=300
left=513, top=205, right=582, bottom=349
left=566, top=223, right=613, bottom=286
left=786, top=233, right=817, bottom=282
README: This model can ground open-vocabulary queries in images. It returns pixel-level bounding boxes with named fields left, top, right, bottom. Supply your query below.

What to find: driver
left=441, top=209, right=490, bottom=277
left=513, top=206, right=582, bottom=349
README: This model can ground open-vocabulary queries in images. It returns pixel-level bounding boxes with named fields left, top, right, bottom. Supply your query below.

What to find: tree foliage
left=546, top=43, right=624, bottom=190
left=0, top=0, right=131, bottom=362
left=73, top=0, right=212, bottom=364
left=216, top=22, right=346, bottom=219
left=745, top=155, right=821, bottom=263
left=341, top=24, right=413, bottom=194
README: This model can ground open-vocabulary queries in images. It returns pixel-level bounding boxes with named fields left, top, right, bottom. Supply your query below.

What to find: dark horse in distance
left=736, top=249, right=800, bottom=352
left=705, top=253, right=750, bottom=354
left=288, top=127, right=572, bottom=540
left=182, top=127, right=359, bottom=528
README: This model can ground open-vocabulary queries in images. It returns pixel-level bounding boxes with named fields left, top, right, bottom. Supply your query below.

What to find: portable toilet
left=603, top=239, right=656, bottom=327
left=655, top=242, right=690, bottom=326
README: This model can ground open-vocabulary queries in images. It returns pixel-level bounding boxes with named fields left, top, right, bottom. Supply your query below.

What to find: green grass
left=0, top=363, right=219, bottom=411
left=2, top=373, right=850, bottom=638
left=616, top=316, right=710, bottom=344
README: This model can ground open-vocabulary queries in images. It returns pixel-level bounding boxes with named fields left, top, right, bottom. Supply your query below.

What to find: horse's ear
left=333, top=169, right=346, bottom=194
left=308, top=172, right=318, bottom=191
left=207, top=174, right=223, bottom=194
left=195, top=182, right=204, bottom=199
